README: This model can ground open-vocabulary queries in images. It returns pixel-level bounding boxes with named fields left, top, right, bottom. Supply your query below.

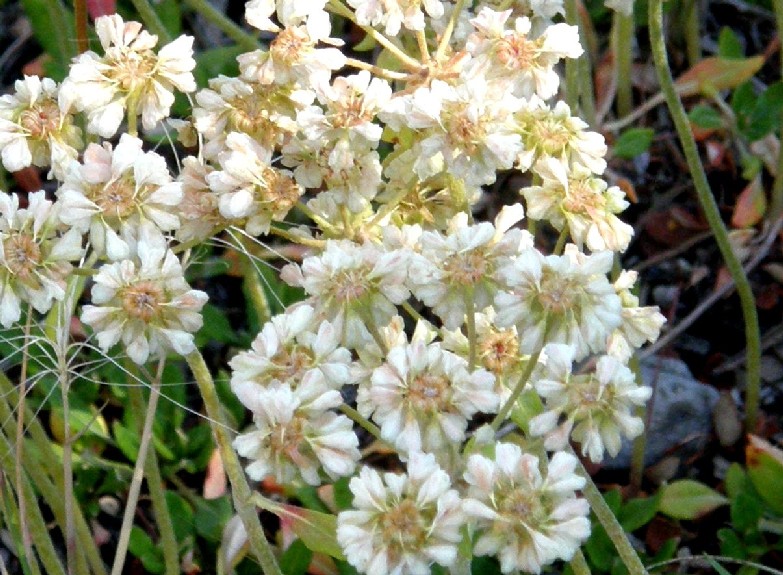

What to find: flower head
left=0, top=76, right=82, bottom=179
left=529, top=343, right=652, bottom=462
left=61, top=14, right=196, bottom=137
left=57, top=134, right=182, bottom=260
left=337, top=452, right=464, bottom=575
left=80, top=231, right=207, bottom=364
left=0, top=191, right=83, bottom=327
left=463, top=444, right=590, bottom=573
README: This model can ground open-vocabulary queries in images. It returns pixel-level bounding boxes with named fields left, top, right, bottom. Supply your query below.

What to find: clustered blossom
left=0, top=4, right=666, bottom=575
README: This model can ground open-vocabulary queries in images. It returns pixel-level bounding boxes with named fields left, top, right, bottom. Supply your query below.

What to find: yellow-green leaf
left=746, top=435, right=783, bottom=514
left=659, top=479, right=728, bottom=519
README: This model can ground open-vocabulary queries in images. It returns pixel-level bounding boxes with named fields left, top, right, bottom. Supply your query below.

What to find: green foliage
left=613, top=129, right=655, bottom=159
left=659, top=479, right=728, bottom=520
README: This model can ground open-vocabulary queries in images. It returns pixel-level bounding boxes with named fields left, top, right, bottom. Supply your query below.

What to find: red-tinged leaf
left=203, top=449, right=227, bottom=500
left=731, top=176, right=767, bottom=228
left=676, top=56, right=765, bottom=96
left=715, top=266, right=732, bottom=292
left=86, top=0, right=115, bottom=18
left=746, top=435, right=783, bottom=514
left=616, top=177, right=638, bottom=203
left=705, top=140, right=729, bottom=169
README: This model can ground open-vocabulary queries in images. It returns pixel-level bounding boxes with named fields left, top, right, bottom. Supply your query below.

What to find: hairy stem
left=649, top=0, right=761, bottom=431
left=613, top=11, right=634, bottom=118
left=74, top=0, right=88, bottom=53
left=571, top=446, right=648, bottom=575
left=491, top=350, right=541, bottom=432
left=186, top=351, right=283, bottom=575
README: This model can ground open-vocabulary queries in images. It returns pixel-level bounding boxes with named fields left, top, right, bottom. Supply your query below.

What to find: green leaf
left=165, top=491, right=194, bottom=542
left=725, top=463, right=749, bottom=500
left=746, top=435, right=783, bottom=515
left=718, top=27, right=745, bottom=59
left=155, top=0, right=182, bottom=37
left=676, top=56, right=764, bottom=96
left=471, top=556, right=502, bottom=575
left=603, top=488, right=623, bottom=514
left=195, top=496, right=233, bottom=542
left=194, top=46, right=243, bottom=88
left=731, top=491, right=763, bottom=533
left=688, top=105, right=724, bottom=130
left=129, top=526, right=164, bottom=574
left=19, top=0, right=73, bottom=80
left=112, top=421, right=140, bottom=462
left=585, top=524, right=614, bottom=571
left=509, top=388, right=543, bottom=434
left=332, top=477, right=354, bottom=511
left=732, top=82, right=757, bottom=123
left=659, top=479, right=728, bottom=519
left=279, top=505, right=345, bottom=560
left=744, top=82, right=783, bottom=141
left=618, top=492, right=660, bottom=532
left=279, top=539, right=313, bottom=575
left=613, top=128, right=655, bottom=159
left=197, top=303, right=239, bottom=346
left=718, top=527, right=747, bottom=558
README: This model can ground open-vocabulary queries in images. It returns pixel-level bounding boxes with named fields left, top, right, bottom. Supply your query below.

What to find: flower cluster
left=0, top=1, right=664, bottom=574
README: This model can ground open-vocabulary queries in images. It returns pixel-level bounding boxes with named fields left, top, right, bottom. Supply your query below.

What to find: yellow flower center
left=480, top=330, right=519, bottom=375
left=270, top=27, right=312, bottom=67
left=18, top=98, right=61, bottom=139
left=93, top=176, right=137, bottom=220
left=443, top=250, right=488, bottom=285
left=408, top=373, right=449, bottom=412
left=380, top=499, right=427, bottom=554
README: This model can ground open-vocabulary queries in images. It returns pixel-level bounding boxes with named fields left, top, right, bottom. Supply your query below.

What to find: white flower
left=245, top=0, right=332, bottom=41
left=495, top=244, right=622, bottom=359
left=516, top=99, right=607, bottom=174
left=238, top=25, right=345, bottom=89
left=229, top=305, right=352, bottom=397
left=408, top=204, right=532, bottom=329
left=346, top=0, right=445, bottom=35
left=359, top=341, right=498, bottom=454
left=523, top=158, right=633, bottom=252
left=80, top=231, right=207, bottom=364
left=380, top=78, right=523, bottom=186
left=337, top=452, right=464, bottom=575
left=61, top=14, right=196, bottom=137
left=467, top=8, right=582, bottom=99
left=280, top=239, right=410, bottom=348
left=0, top=191, right=83, bottom=327
left=174, top=156, right=225, bottom=244
left=206, top=132, right=303, bottom=236
left=463, top=444, right=590, bottom=573
left=0, top=76, right=82, bottom=179
left=606, top=270, right=666, bottom=361
left=57, top=134, right=182, bottom=260
left=233, top=383, right=359, bottom=485
left=193, top=75, right=303, bottom=159
left=529, top=343, right=652, bottom=462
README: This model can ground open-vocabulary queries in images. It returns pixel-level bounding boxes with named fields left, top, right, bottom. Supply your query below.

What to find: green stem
left=649, top=0, right=761, bottom=431
left=769, top=0, right=783, bottom=220
left=570, top=549, right=592, bottom=575
left=578, top=56, right=597, bottom=126
left=110, top=361, right=166, bottom=575
left=435, top=0, right=468, bottom=60
left=0, top=371, right=107, bottom=575
left=128, top=0, right=171, bottom=43
left=0, top=428, right=65, bottom=575
left=613, top=11, right=634, bottom=118
left=572, top=446, right=647, bottom=575
left=683, top=0, right=701, bottom=66
left=128, top=365, right=179, bottom=575
left=628, top=357, right=647, bottom=495
left=186, top=351, right=283, bottom=575
left=565, top=0, right=580, bottom=112
left=74, top=0, right=88, bottom=53
left=553, top=227, right=569, bottom=255
left=490, top=350, right=541, bottom=432
left=339, top=404, right=385, bottom=442
left=182, top=0, right=261, bottom=52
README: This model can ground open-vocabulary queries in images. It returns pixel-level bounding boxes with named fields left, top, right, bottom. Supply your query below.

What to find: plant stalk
left=182, top=0, right=261, bottom=52
left=648, top=0, right=761, bottom=431
left=186, top=351, right=283, bottom=575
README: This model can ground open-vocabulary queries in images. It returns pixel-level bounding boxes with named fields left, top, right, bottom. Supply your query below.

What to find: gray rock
left=602, top=356, right=720, bottom=469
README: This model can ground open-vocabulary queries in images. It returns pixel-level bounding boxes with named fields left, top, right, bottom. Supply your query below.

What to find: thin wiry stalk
left=15, top=308, right=34, bottom=574
left=182, top=0, right=261, bottom=52
left=648, top=0, right=761, bottom=431
left=110, top=359, right=167, bottom=575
